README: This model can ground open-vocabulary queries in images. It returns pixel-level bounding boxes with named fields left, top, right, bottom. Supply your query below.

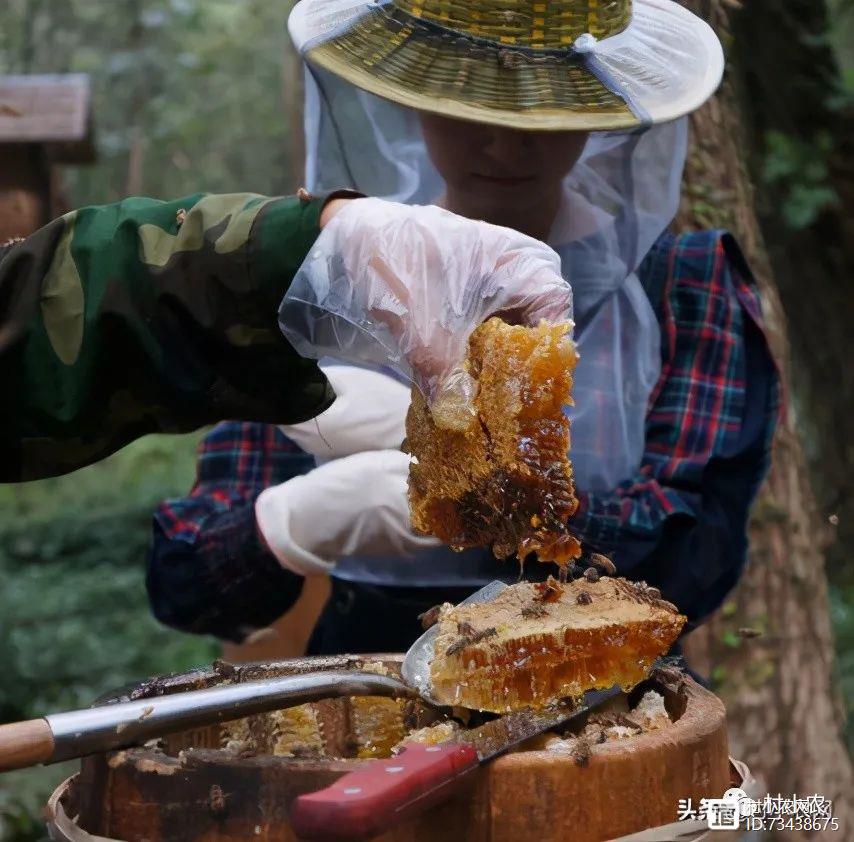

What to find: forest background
left=0, top=0, right=852, bottom=839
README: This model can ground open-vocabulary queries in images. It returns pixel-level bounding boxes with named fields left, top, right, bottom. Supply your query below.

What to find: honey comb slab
left=430, top=578, right=686, bottom=712
left=406, top=317, right=581, bottom=569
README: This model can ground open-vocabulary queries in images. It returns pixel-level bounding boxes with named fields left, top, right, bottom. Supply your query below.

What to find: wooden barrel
left=45, top=655, right=734, bottom=842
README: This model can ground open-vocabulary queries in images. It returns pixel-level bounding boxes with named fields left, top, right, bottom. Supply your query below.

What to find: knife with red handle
left=290, top=742, right=479, bottom=840
left=290, top=685, right=621, bottom=840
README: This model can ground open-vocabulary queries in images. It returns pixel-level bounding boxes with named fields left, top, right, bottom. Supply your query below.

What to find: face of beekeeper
left=419, top=112, right=589, bottom=241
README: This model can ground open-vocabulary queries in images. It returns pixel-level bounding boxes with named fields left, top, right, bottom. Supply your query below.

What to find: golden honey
left=429, top=578, right=686, bottom=713
left=350, top=662, right=408, bottom=758
left=270, top=705, right=324, bottom=757
left=350, top=697, right=408, bottom=759
left=406, top=317, right=581, bottom=570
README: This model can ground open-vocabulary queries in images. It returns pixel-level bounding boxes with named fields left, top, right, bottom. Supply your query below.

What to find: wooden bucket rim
left=45, top=759, right=759, bottom=842
left=89, top=656, right=724, bottom=772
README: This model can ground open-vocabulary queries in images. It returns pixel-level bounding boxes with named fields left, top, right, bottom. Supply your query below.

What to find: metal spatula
left=0, top=669, right=413, bottom=773
left=400, top=578, right=508, bottom=706
left=0, top=581, right=508, bottom=773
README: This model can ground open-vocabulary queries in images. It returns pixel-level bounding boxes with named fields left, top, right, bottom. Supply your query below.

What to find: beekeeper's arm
left=0, top=195, right=570, bottom=482
left=0, top=191, right=355, bottom=481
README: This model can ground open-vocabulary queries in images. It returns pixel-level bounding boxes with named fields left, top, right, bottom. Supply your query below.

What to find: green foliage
left=0, top=434, right=217, bottom=841
left=830, top=584, right=854, bottom=755
left=0, top=509, right=217, bottom=721
left=762, top=130, right=839, bottom=229
left=710, top=665, right=728, bottom=689
left=720, top=629, right=741, bottom=649
left=0, top=763, right=76, bottom=842
left=829, top=0, right=854, bottom=89
left=720, top=601, right=738, bottom=619
left=759, top=0, right=853, bottom=231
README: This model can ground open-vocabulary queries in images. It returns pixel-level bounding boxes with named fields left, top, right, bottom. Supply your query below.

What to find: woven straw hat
left=289, top=0, right=724, bottom=131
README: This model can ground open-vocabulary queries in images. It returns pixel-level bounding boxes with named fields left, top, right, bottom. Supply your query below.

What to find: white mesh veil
left=300, top=61, right=687, bottom=492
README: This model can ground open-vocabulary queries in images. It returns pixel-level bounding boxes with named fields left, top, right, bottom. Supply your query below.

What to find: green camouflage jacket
left=0, top=190, right=355, bottom=482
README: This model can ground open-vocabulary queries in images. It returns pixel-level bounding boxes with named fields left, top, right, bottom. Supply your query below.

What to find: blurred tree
left=734, top=0, right=854, bottom=597
left=0, top=0, right=304, bottom=205
left=677, top=0, right=854, bottom=837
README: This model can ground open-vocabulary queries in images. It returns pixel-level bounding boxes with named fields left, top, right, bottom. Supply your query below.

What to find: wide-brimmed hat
left=289, top=0, right=723, bottom=131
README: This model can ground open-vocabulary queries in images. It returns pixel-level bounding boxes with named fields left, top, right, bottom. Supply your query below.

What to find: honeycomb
left=220, top=716, right=251, bottom=753
left=217, top=664, right=411, bottom=760
left=210, top=666, right=450, bottom=762
left=394, top=721, right=460, bottom=750
left=350, top=697, right=408, bottom=759
left=429, top=578, right=686, bottom=713
left=406, top=317, right=581, bottom=570
left=271, top=705, right=324, bottom=758
left=220, top=704, right=325, bottom=759
left=349, top=662, right=407, bottom=758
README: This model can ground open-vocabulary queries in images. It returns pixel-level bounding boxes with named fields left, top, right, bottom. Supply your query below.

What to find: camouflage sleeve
left=0, top=190, right=357, bottom=482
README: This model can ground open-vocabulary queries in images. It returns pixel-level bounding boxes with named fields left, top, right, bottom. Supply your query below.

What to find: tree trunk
left=676, top=2, right=854, bottom=837
left=731, top=0, right=854, bottom=593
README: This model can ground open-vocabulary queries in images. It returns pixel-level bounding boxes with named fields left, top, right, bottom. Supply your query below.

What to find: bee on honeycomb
left=429, top=578, right=686, bottom=713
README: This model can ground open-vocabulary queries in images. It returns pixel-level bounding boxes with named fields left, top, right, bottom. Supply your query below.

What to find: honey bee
left=445, top=627, right=497, bottom=656
left=208, top=784, right=227, bottom=816
left=588, top=553, right=617, bottom=575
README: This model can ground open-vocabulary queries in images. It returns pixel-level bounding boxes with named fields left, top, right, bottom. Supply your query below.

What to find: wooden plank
left=0, top=74, right=94, bottom=162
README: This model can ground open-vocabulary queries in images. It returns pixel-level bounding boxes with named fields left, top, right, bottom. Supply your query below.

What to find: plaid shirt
left=148, top=230, right=779, bottom=642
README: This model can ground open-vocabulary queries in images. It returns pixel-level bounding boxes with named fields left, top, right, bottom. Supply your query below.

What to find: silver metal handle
left=46, top=670, right=412, bottom=763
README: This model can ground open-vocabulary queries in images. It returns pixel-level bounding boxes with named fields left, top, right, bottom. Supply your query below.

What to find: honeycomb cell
left=350, top=696, right=408, bottom=759
left=350, top=662, right=408, bottom=758
left=271, top=704, right=324, bottom=758
left=406, top=317, right=581, bottom=570
left=219, top=703, right=325, bottom=758
left=429, top=578, right=686, bottom=713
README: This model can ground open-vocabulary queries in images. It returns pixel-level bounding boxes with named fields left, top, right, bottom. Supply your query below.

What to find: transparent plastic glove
left=279, top=197, right=572, bottom=428
left=279, top=365, right=409, bottom=461
left=255, top=449, right=439, bottom=577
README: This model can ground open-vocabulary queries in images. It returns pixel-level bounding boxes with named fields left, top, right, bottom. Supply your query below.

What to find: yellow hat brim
left=296, top=0, right=722, bottom=132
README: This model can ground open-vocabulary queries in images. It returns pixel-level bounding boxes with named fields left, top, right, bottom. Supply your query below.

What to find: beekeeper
left=148, top=0, right=779, bottom=653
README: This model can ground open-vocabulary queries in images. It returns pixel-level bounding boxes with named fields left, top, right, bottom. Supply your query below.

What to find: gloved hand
left=279, top=197, right=572, bottom=428
left=255, top=449, right=439, bottom=577
left=279, top=364, right=409, bottom=460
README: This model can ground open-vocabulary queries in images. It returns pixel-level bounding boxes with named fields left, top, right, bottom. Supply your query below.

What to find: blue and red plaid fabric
left=572, top=231, right=778, bottom=547
left=155, top=423, right=313, bottom=545
left=149, top=230, right=779, bottom=641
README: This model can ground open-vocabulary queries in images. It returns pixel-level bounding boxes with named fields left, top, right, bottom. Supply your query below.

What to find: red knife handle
left=289, top=741, right=479, bottom=840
